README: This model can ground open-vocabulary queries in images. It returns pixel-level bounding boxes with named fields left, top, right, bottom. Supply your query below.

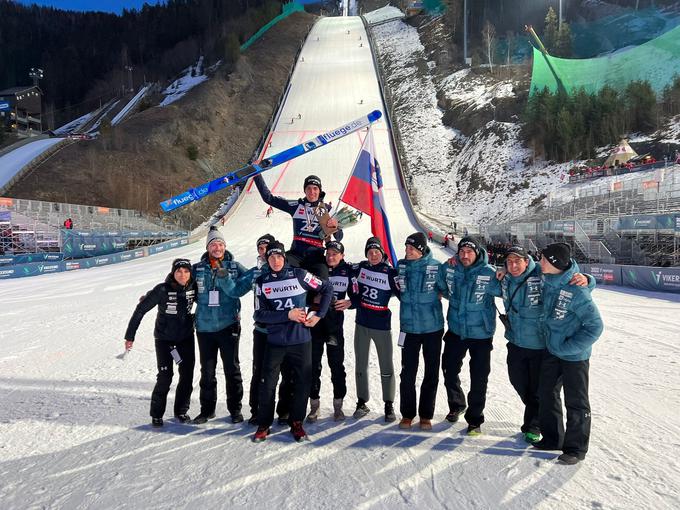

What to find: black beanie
left=266, top=240, right=286, bottom=260
left=172, top=258, right=192, bottom=272
left=326, top=240, right=345, bottom=254
left=458, top=236, right=481, bottom=258
left=405, top=232, right=427, bottom=254
left=303, top=175, right=322, bottom=190
left=365, top=236, right=384, bottom=256
left=256, top=233, right=275, bottom=248
left=542, top=242, right=572, bottom=271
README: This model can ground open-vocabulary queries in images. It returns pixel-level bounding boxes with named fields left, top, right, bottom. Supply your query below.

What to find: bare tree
left=482, top=20, right=496, bottom=73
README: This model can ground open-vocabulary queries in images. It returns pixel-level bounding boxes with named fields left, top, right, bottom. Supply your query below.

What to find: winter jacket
left=351, top=260, right=400, bottom=331
left=439, top=247, right=501, bottom=340
left=253, top=174, right=342, bottom=257
left=541, top=260, right=603, bottom=361
left=193, top=251, right=255, bottom=333
left=125, top=273, right=196, bottom=343
left=254, top=264, right=333, bottom=346
left=397, top=249, right=447, bottom=334
left=500, top=258, right=545, bottom=349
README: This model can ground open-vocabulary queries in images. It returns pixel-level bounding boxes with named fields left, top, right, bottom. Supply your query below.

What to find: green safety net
left=240, top=2, right=305, bottom=52
left=529, top=24, right=680, bottom=96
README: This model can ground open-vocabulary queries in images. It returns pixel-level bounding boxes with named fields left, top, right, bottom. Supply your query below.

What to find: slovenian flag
left=339, top=126, right=398, bottom=266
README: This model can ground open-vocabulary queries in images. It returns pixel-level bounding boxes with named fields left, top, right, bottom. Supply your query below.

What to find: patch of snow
left=159, top=57, right=209, bottom=107
left=53, top=112, right=94, bottom=135
left=111, top=85, right=150, bottom=126
left=0, top=138, right=65, bottom=188
left=363, top=4, right=404, bottom=26
left=441, top=69, right=516, bottom=111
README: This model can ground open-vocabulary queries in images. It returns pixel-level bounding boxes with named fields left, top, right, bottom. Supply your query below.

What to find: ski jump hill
left=1, top=16, right=679, bottom=509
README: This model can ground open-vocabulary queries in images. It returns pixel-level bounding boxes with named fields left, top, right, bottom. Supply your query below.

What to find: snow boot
left=306, top=398, right=320, bottom=423
left=353, top=400, right=370, bottom=419
left=192, top=412, right=215, bottom=425
left=467, top=424, right=482, bottom=436
left=230, top=413, right=244, bottom=424
left=151, top=417, right=163, bottom=428
left=557, top=453, right=582, bottom=465
left=253, top=426, right=270, bottom=443
left=523, top=431, right=541, bottom=444
left=446, top=407, right=465, bottom=423
left=398, top=418, right=413, bottom=429
left=291, top=421, right=309, bottom=442
left=174, top=414, right=191, bottom=424
left=333, top=398, right=345, bottom=421
left=419, top=419, right=432, bottom=431
left=384, top=401, right=396, bottom=423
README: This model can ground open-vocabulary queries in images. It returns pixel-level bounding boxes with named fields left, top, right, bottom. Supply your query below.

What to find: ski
left=160, top=110, right=383, bottom=212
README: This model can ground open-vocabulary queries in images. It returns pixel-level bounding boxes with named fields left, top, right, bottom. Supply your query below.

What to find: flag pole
left=332, top=126, right=371, bottom=217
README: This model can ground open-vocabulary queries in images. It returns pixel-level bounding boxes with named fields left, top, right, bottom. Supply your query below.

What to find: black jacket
left=125, top=274, right=196, bottom=343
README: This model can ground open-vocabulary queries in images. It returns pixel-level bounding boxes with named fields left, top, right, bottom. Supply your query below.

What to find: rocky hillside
left=6, top=12, right=316, bottom=229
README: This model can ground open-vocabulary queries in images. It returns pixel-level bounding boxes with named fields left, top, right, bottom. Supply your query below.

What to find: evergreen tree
left=543, top=7, right=558, bottom=53
left=624, top=80, right=657, bottom=132
left=555, top=22, right=572, bottom=57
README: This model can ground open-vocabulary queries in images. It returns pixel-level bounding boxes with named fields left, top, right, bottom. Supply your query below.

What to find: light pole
left=29, top=67, right=44, bottom=87
left=463, top=0, right=468, bottom=65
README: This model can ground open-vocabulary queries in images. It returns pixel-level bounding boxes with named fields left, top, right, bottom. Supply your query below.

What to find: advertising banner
left=581, top=263, right=623, bottom=285
left=621, top=266, right=680, bottom=293
left=0, top=261, right=65, bottom=279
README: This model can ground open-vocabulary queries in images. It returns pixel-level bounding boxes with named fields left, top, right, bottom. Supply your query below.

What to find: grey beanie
left=206, top=226, right=225, bottom=248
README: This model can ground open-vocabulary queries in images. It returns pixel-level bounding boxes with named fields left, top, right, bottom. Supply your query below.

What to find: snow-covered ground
left=0, top=137, right=65, bottom=188
left=1, top=15, right=680, bottom=510
left=111, top=85, right=150, bottom=126
left=363, top=4, right=404, bottom=25
left=160, top=57, right=209, bottom=107
left=53, top=111, right=95, bottom=135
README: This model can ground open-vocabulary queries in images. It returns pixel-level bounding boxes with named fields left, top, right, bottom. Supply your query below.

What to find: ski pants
left=538, top=352, right=591, bottom=458
left=441, top=331, right=493, bottom=426
left=507, top=342, right=544, bottom=435
left=354, top=324, right=395, bottom=404
left=310, top=318, right=347, bottom=400
left=197, top=323, right=243, bottom=417
left=258, top=341, right=311, bottom=428
left=399, top=330, right=443, bottom=420
left=287, top=250, right=329, bottom=280
left=249, top=327, right=294, bottom=420
left=150, top=337, right=195, bottom=418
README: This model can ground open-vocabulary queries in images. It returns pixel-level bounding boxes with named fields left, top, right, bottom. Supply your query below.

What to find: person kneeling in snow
left=123, top=258, right=197, bottom=428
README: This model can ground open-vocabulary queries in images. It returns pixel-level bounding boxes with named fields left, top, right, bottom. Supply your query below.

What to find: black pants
left=150, top=337, right=195, bottom=418
left=197, top=323, right=243, bottom=416
left=399, top=330, right=443, bottom=420
left=538, top=352, right=591, bottom=458
left=441, top=331, right=493, bottom=426
left=310, top=319, right=347, bottom=400
left=507, top=343, right=544, bottom=434
left=287, top=250, right=329, bottom=280
left=258, top=342, right=311, bottom=428
left=249, top=327, right=294, bottom=419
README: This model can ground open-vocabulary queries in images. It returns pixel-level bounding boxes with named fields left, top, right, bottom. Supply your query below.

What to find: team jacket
left=397, top=249, right=447, bottom=334
left=501, top=258, right=545, bottom=349
left=315, top=259, right=356, bottom=336
left=541, top=260, right=603, bottom=361
left=254, top=264, right=333, bottom=346
left=351, top=260, right=400, bottom=331
left=252, top=258, right=270, bottom=334
left=439, top=247, right=502, bottom=340
left=125, top=273, right=196, bottom=343
left=253, top=174, right=343, bottom=256
left=193, top=251, right=255, bottom=333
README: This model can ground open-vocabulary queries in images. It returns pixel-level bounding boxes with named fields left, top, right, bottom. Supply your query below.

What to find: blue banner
left=614, top=214, right=679, bottom=231
left=621, top=266, right=680, bottom=293
left=579, top=264, right=623, bottom=286
left=0, top=252, right=64, bottom=265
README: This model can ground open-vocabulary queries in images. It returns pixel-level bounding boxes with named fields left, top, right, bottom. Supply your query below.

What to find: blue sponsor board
left=0, top=261, right=66, bottom=278
left=0, top=252, right=65, bottom=265
left=621, top=265, right=680, bottom=293
left=579, top=264, right=622, bottom=286
left=614, top=214, right=679, bottom=231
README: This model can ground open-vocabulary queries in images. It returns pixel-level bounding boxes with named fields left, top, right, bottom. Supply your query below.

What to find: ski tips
left=368, top=110, right=382, bottom=122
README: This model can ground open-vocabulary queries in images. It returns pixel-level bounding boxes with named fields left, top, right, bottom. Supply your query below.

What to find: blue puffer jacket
left=501, top=258, right=545, bottom=349
left=439, top=247, right=501, bottom=340
left=541, top=260, right=603, bottom=361
left=397, top=249, right=447, bottom=334
left=193, top=251, right=255, bottom=333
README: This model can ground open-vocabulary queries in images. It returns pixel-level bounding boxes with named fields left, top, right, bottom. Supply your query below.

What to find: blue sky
left=15, top=1, right=164, bottom=14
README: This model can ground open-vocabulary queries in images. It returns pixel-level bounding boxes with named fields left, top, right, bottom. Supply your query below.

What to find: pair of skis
left=160, top=110, right=383, bottom=213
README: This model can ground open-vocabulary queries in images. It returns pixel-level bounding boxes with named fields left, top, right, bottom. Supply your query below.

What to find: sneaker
left=557, top=453, right=582, bottom=465
left=419, top=419, right=432, bottom=431
left=532, top=440, right=561, bottom=451
left=333, top=398, right=345, bottom=421
left=446, top=408, right=465, bottom=423
left=192, top=412, right=215, bottom=425
left=291, top=421, right=308, bottom=442
left=248, top=415, right=258, bottom=426
left=174, top=414, right=191, bottom=424
left=384, top=401, right=396, bottom=423
left=467, top=424, right=482, bottom=436
left=523, top=431, right=541, bottom=444
left=230, top=413, right=244, bottom=424
left=277, top=414, right=290, bottom=426
left=151, top=417, right=163, bottom=427
left=253, top=426, right=270, bottom=443
left=353, top=400, right=370, bottom=419
left=306, top=398, right=320, bottom=423
left=398, top=418, right=413, bottom=429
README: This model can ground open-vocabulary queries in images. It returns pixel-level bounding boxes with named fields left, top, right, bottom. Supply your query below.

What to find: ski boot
left=306, top=398, right=320, bottom=423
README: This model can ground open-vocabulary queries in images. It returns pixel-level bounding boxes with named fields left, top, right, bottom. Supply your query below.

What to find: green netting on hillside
left=529, top=24, right=680, bottom=97
left=240, top=2, right=305, bottom=51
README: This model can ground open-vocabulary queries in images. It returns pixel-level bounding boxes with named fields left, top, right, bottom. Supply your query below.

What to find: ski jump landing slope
left=0, top=17, right=679, bottom=509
